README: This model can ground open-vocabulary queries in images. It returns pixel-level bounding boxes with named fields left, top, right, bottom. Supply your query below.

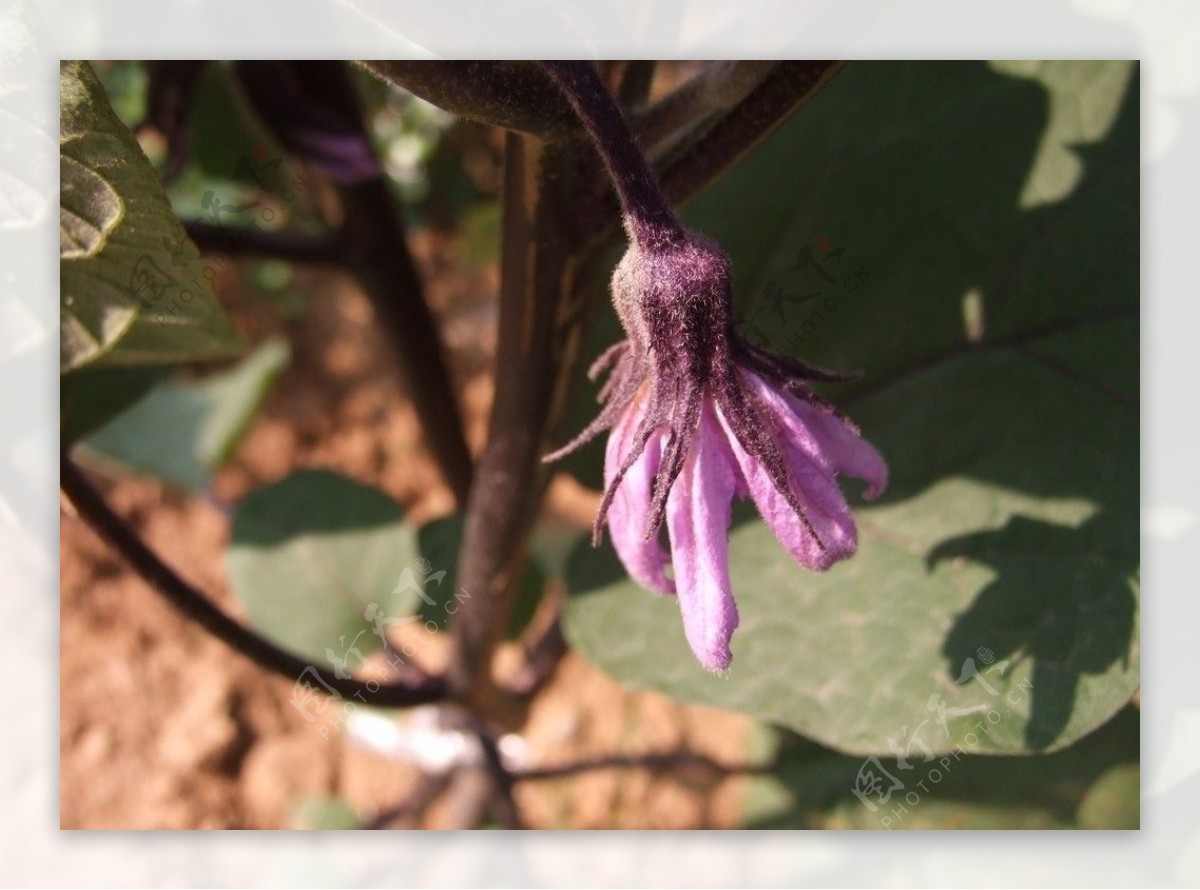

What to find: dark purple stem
left=233, top=60, right=474, bottom=507
left=61, top=454, right=447, bottom=708
left=185, top=220, right=344, bottom=265
left=540, top=61, right=683, bottom=250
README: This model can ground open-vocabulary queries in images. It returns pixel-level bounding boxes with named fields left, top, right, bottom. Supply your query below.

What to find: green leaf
left=288, top=795, right=361, bottom=830
left=686, top=60, right=1138, bottom=387
left=415, top=514, right=546, bottom=638
left=60, top=364, right=170, bottom=445
left=563, top=62, right=1138, bottom=756
left=59, top=60, right=243, bottom=372
left=743, top=706, right=1138, bottom=829
left=82, top=338, right=290, bottom=490
left=228, top=470, right=421, bottom=664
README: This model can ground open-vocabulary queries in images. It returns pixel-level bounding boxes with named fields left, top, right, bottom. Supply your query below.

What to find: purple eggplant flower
left=548, top=229, right=887, bottom=672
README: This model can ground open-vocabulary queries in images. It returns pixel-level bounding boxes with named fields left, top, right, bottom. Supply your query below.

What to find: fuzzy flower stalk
left=541, top=62, right=887, bottom=672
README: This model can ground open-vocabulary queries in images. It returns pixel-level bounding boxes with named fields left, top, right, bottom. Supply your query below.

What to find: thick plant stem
left=60, top=455, right=448, bottom=707
left=446, top=132, right=589, bottom=712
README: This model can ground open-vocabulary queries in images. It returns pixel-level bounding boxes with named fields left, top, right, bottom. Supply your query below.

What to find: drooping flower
left=534, top=61, right=887, bottom=671
left=547, top=228, right=887, bottom=672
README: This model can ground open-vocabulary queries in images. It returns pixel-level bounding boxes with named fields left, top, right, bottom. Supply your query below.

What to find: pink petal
left=716, top=386, right=858, bottom=571
left=605, top=398, right=674, bottom=594
left=665, top=403, right=740, bottom=672
left=786, top=398, right=888, bottom=500
left=743, top=372, right=888, bottom=500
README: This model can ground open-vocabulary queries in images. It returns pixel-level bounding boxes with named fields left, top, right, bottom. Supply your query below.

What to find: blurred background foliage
left=71, top=61, right=1138, bottom=829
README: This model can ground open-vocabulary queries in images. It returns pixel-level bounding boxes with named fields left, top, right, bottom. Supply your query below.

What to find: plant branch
left=540, top=60, right=682, bottom=247
left=60, top=454, right=447, bottom=708
left=506, top=613, right=568, bottom=697
left=337, top=177, right=475, bottom=507
left=191, top=198, right=476, bottom=509
left=512, top=749, right=773, bottom=782
left=634, top=61, right=779, bottom=154
left=185, top=220, right=344, bottom=265
left=569, top=61, right=845, bottom=258
left=617, top=60, right=657, bottom=107
left=445, top=132, right=592, bottom=713
left=358, top=61, right=578, bottom=137
left=657, top=60, right=845, bottom=206
left=476, top=725, right=524, bottom=829
left=334, top=61, right=476, bottom=509
left=139, top=61, right=209, bottom=182
left=235, top=61, right=473, bottom=505
left=439, top=764, right=495, bottom=829
left=230, top=60, right=476, bottom=507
